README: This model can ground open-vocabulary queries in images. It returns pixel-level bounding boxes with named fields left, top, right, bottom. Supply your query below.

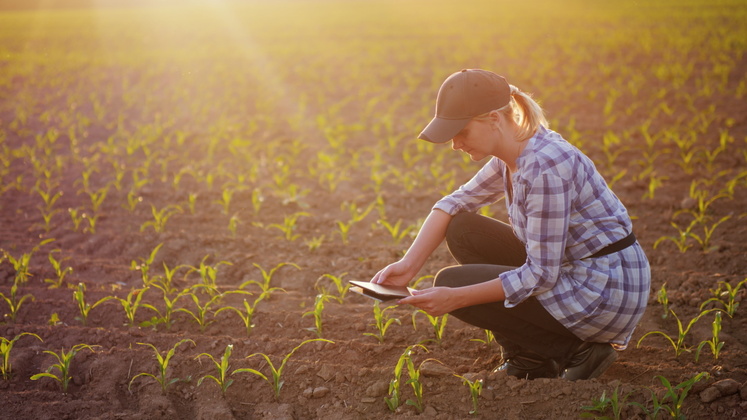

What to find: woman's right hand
left=370, top=259, right=417, bottom=286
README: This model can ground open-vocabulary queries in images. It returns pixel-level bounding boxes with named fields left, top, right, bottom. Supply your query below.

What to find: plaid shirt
left=433, top=126, right=650, bottom=347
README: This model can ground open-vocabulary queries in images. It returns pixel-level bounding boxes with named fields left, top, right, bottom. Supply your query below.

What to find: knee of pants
left=433, top=266, right=463, bottom=288
left=445, top=211, right=476, bottom=246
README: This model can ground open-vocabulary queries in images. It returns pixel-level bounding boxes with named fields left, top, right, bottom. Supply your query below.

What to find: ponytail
left=503, top=85, right=548, bottom=141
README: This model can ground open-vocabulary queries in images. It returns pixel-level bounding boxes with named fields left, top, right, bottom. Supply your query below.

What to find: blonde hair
left=503, top=85, right=548, bottom=141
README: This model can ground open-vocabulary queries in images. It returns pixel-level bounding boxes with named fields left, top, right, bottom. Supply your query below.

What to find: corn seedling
left=314, top=272, right=350, bottom=303
left=470, top=329, right=496, bottom=347
left=304, top=235, right=324, bottom=251
left=44, top=249, right=73, bottom=289
left=404, top=354, right=430, bottom=413
left=303, top=292, right=333, bottom=338
left=0, top=283, right=35, bottom=323
left=68, top=207, right=85, bottom=231
left=637, top=308, right=717, bottom=356
left=699, top=278, right=746, bottom=317
left=215, top=187, right=234, bottom=215
left=228, top=214, right=240, bottom=237
left=130, top=339, right=195, bottom=395
left=140, top=204, right=182, bottom=233
left=113, top=287, right=149, bottom=327
left=377, top=219, right=416, bottom=244
left=214, top=294, right=264, bottom=337
left=178, top=289, right=249, bottom=332
left=130, top=243, right=163, bottom=286
left=86, top=185, right=108, bottom=214
left=268, top=212, right=309, bottom=241
left=384, top=344, right=427, bottom=412
left=454, top=374, right=484, bottom=416
left=2, top=332, right=43, bottom=380
left=73, top=282, right=114, bottom=326
left=1, top=238, right=54, bottom=284
left=187, top=192, right=198, bottom=214
left=240, top=262, right=299, bottom=298
left=687, top=215, right=732, bottom=252
left=186, top=256, right=233, bottom=294
left=364, top=301, right=400, bottom=344
left=31, top=344, right=99, bottom=392
left=653, top=220, right=697, bottom=253
left=83, top=213, right=98, bottom=233
left=237, top=338, right=333, bottom=400
left=695, top=310, right=724, bottom=362
left=656, top=282, right=669, bottom=319
left=140, top=285, right=190, bottom=330
left=335, top=220, right=353, bottom=245
left=580, top=385, right=630, bottom=420
left=195, top=343, right=241, bottom=397
left=251, top=188, right=263, bottom=214
left=152, top=262, right=187, bottom=295
left=412, top=310, right=448, bottom=346
left=654, top=372, right=709, bottom=419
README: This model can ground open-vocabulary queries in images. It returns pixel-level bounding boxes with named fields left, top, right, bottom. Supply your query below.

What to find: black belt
left=585, top=232, right=637, bottom=259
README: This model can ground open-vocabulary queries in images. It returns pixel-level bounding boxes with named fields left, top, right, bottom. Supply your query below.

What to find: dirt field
left=1, top=1, right=746, bottom=419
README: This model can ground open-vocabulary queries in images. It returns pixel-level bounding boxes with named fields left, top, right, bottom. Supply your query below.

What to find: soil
left=2, top=2, right=747, bottom=420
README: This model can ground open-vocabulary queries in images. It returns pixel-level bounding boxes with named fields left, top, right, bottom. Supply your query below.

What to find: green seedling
left=363, top=301, right=400, bottom=344
left=637, top=308, right=717, bottom=356
left=73, top=283, right=114, bottom=326
left=152, top=262, right=187, bottom=295
left=1, top=238, right=54, bottom=284
left=186, top=255, right=233, bottom=295
left=412, top=310, right=448, bottom=345
left=187, top=192, right=198, bottom=214
left=125, top=190, right=143, bottom=212
left=35, top=186, right=63, bottom=211
left=303, top=293, right=333, bottom=338
left=140, top=204, right=182, bottom=233
left=140, top=285, right=190, bottom=330
left=239, top=262, right=298, bottom=298
left=195, top=343, right=241, bottom=397
left=404, top=354, right=428, bottom=413
left=130, top=339, right=196, bottom=395
left=214, top=294, right=263, bottom=337
left=700, top=278, right=746, bottom=317
left=83, top=213, right=98, bottom=233
left=178, top=289, right=249, bottom=332
left=377, top=219, right=416, bottom=244
left=38, top=207, right=61, bottom=232
left=695, top=310, right=725, bottom=362
left=384, top=344, right=427, bottom=412
left=214, top=187, right=234, bottom=215
left=454, top=374, right=484, bottom=416
left=2, top=332, right=43, bottom=380
left=228, top=214, right=240, bottom=237
left=304, top=235, right=324, bottom=251
left=86, top=185, right=108, bottom=214
left=580, top=385, right=630, bottom=420
left=0, top=283, right=35, bottom=323
left=251, top=188, right=263, bottom=215
left=470, top=329, right=496, bottom=347
left=268, top=212, right=309, bottom=241
left=335, top=220, right=353, bottom=245
left=653, top=220, right=697, bottom=253
left=655, top=372, right=709, bottom=419
left=44, top=249, right=73, bottom=289
left=688, top=215, right=732, bottom=252
left=314, top=272, right=350, bottom=303
left=656, top=282, right=669, bottom=319
left=113, top=287, right=149, bottom=327
left=68, top=207, right=85, bottom=231
left=31, top=344, right=99, bottom=392
left=237, top=338, right=333, bottom=400
left=130, top=243, right=164, bottom=286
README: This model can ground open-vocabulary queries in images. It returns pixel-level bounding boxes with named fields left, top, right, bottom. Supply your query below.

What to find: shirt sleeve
left=432, top=157, right=505, bottom=215
left=500, top=172, right=572, bottom=306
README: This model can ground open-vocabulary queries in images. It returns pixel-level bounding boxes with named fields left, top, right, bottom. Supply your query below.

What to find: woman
left=371, top=69, right=650, bottom=381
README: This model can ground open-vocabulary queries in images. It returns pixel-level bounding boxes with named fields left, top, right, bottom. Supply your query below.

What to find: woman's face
left=450, top=118, right=499, bottom=161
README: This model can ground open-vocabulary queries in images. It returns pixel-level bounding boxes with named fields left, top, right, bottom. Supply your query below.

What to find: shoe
left=561, top=342, right=618, bottom=381
left=493, top=354, right=560, bottom=380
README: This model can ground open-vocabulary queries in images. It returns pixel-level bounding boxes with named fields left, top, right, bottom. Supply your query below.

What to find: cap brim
left=418, top=117, right=471, bottom=143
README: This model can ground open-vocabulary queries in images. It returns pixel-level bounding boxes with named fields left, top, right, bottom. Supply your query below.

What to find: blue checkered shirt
left=433, top=126, right=650, bottom=347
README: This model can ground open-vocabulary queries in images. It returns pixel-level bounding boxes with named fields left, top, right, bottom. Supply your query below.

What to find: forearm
left=451, top=277, right=506, bottom=308
left=401, top=209, right=452, bottom=270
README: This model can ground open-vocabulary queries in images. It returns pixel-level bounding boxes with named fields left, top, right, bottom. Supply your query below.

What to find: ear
left=488, top=110, right=503, bottom=129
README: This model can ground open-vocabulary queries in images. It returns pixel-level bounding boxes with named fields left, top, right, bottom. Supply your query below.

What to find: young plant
left=303, top=293, right=333, bottom=338
left=653, top=220, right=697, bottom=253
left=140, top=204, right=182, bottom=233
left=377, top=219, right=416, bottom=244
left=580, top=385, right=629, bottom=420
left=130, top=339, right=196, bottom=395
left=178, top=289, right=249, bottom=332
left=239, top=262, right=299, bottom=298
left=214, top=294, right=264, bottom=337
left=2, top=332, right=43, bottom=380
left=699, top=278, right=746, bottom=317
left=1, top=238, right=54, bottom=284
left=470, top=329, right=496, bottom=347
left=31, top=344, right=100, bottom=392
left=656, top=282, right=670, bottom=319
left=636, top=308, right=717, bottom=356
left=655, top=372, right=709, bottom=418
left=195, top=343, right=240, bottom=397
left=314, top=272, right=350, bottom=303
left=363, top=301, right=400, bottom=343
left=113, top=287, right=150, bottom=327
left=688, top=215, right=732, bottom=252
left=404, top=352, right=426, bottom=413
left=236, top=338, right=333, bottom=400
left=412, top=310, right=448, bottom=345
left=695, top=310, right=725, bottom=362
left=303, top=235, right=324, bottom=251
left=72, top=283, right=114, bottom=326
left=0, top=283, right=35, bottom=323
left=44, top=249, right=74, bottom=289
left=130, top=243, right=164, bottom=286
left=268, top=212, right=309, bottom=241
left=186, top=256, right=233, bottom=295
left=454, top=374, right=484, bottom=416
left=384, top=344, right=427, bottom=412
left=140, top=285, right=190, bottom=330
left=152, top=262, right=187, bottom=296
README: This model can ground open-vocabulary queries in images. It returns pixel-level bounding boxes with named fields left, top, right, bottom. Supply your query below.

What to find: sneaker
left=493, top=354, right=560, bottom=380
left=561, top=342, right=618, bottom=381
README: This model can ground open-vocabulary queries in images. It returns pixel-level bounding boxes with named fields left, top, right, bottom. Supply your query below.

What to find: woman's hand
left=398, top=287, right=462, bottom=317
left=370, top=259, right=417, bottom=286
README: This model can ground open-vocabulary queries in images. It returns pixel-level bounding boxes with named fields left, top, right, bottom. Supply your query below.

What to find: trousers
left=435, top=211, right=583, bottom=363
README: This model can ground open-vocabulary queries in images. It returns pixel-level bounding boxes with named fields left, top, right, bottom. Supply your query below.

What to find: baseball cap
left=419, top=69, right=511, bottom=143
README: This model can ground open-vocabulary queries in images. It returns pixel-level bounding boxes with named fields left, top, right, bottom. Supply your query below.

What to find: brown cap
left=419, top=69, right=511, bottom=143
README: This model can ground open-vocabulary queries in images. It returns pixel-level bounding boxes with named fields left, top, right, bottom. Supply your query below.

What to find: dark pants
left=436, top=212, right=583, bottom=363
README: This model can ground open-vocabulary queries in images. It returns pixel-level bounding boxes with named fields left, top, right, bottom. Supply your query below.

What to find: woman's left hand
left=398, top=287, right=462, bottom=317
